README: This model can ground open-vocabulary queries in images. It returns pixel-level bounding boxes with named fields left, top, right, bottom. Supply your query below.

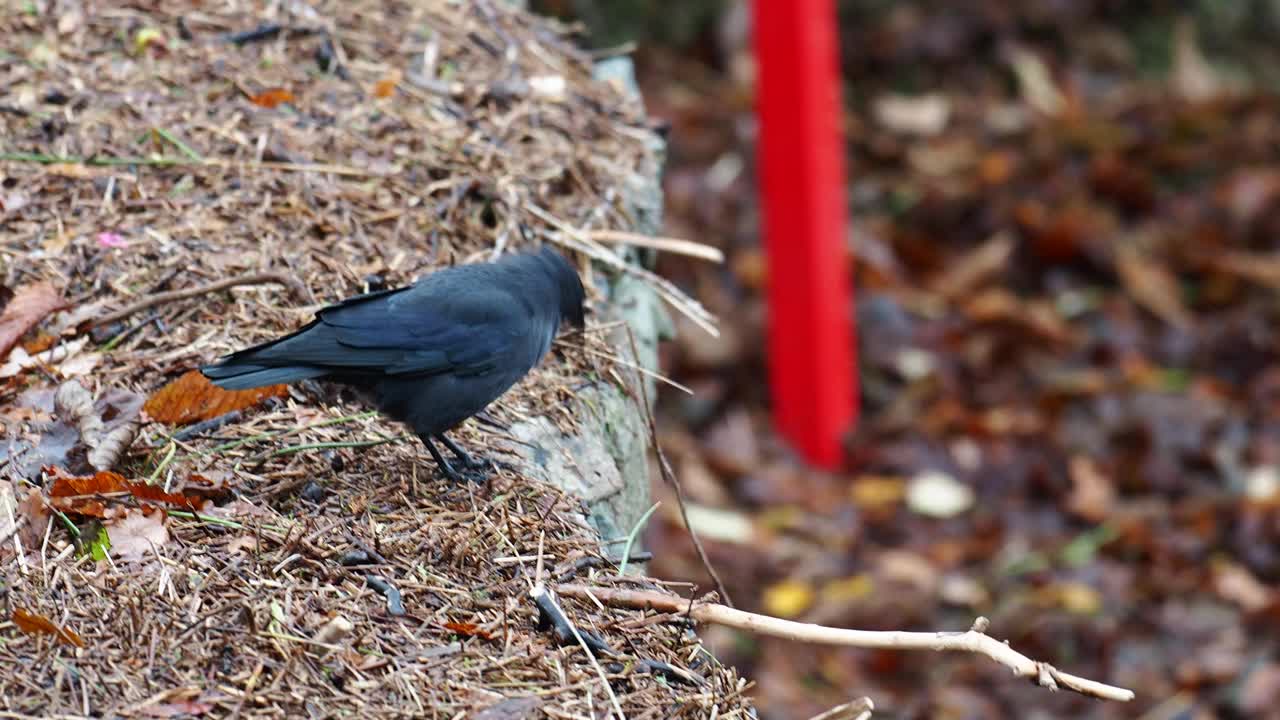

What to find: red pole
left=752, top=0, right=858, bottom=469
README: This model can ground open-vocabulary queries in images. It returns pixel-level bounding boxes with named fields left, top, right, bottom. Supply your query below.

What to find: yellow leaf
left=133, top=27, right=164, bottom=55
left=819, top=575, right=875, bottom=605
left=850, top=476, right=906, bottom=509
left=1040, top=581, right=1101, bottom=615
left=763, top=579, right=814, bottom=618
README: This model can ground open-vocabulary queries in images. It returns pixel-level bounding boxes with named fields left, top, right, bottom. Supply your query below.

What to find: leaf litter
left=642, top=3, right=1280, bottom=717
left=0, top=0, right=740, bottom=717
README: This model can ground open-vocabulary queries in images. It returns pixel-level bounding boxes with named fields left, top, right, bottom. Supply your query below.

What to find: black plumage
left=201, top=247, right=586, bottom=481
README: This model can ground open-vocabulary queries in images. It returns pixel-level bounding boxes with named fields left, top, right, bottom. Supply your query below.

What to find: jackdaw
left=201, top=246, right=586, bottom=481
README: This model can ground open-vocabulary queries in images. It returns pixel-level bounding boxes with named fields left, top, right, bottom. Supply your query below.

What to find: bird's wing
left=296, top=281, right=524, bottom=377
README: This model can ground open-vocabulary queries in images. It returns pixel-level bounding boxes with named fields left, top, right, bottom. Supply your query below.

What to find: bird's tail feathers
left=201, top=361, right=328, bottom=390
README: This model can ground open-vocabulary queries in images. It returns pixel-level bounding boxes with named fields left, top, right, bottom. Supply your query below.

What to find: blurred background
left=537, top=1, right=1280, bottom=718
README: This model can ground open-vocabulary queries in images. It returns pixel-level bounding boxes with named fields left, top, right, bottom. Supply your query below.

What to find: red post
left=752, top=0, right=858, bottom=469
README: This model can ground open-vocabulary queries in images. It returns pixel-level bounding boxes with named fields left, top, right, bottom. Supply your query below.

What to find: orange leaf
left=144, top=369, right=287, bottom=425
left=47, top=467, right=206, bottom=514
left=49, top=467, right=128, bottom=497
left=21, top=331, right=57, bottom=354
left=0, top=281, right=64, bottom=360
left=249, top=88, right=295, bottom=108
left=12, top=607, right=85, bottom=647
left=373, top=69, right=401, bottom=99
left=443, top=621, right=493, bottom=639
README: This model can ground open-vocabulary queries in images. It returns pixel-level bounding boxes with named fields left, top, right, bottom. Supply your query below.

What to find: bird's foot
left=434, top=457, right=492, bottom=485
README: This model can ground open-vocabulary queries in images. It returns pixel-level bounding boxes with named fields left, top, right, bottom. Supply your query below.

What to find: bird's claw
left=436, top=458, right=494, bottom=484
left=440, top=456, right=516, bottom=484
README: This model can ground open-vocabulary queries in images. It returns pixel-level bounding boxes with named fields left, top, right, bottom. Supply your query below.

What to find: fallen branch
left=553, top=584, right=1136, bottom=703
left=92, top=271, right=314, bottom=327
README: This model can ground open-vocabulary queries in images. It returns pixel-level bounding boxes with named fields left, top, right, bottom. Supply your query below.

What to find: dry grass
left=0, top=0, right=748, bottom=716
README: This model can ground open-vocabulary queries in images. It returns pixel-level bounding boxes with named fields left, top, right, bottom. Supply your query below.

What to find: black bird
left=201, top=247, right=586, bottom=481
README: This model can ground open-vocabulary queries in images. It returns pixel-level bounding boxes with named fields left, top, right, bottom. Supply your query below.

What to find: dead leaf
left=57, top=349, right=102, bottom=377
left=0, top=336, right=89, bottom=378
left=872, top=93, right=950, bottom=136
left=1036, top=581, right=1102, bottom=614
left=1067, top=456, right=1114, bottom=522
left=373, top=70, right=400, bottom=98
left=849, top=476, right=906, bottom=510
left=1115, top=244, right=1193, bottom=330
left=1240, top=664, right=1280, bottom=716
left=226, top=535, right=258, bottom=554
left=473, top=697, right=542, bottom=720
left=1209, top=250, right=1280, bottom=290
left=11, top=607, right=85, bottom=647
left=1008, top=47, right=1064, bottom=115
left=249, top=88, right=295, bottom=108
left=105, top=507, right=170, bottom=562
left=138, top=701, right=215, bottom=718
left=1213, top=560, right=1272, bottom=612
left=1172, top=17, right=1226, bottom=102
left=443, top=621, right=494, bottom=639
left=964, top=289, right=1077, bottom=344
left=930, top=232, right=1014, bottom=299
left=763, top=579, right=815, bottom=618
left=44, top=163, right=101, bottom=179
left=0, top=281, right=63, bottom=362
left=48, top=467, right=206, bottom=516
left=21, top=331, right=56, bottom=354
left=702, top=409, right=759, bottom=476
left=51, top=381, right=143, bottom=472
left=144, top=370, right=287, bottom=425
left=0, top=482, right=50, bottom=562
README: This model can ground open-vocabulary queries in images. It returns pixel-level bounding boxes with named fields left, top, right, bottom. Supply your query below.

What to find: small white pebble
left=1245, top=466, right=1279, bottom=501
left=907, top=470, right=974, bottom=518
left=894, top=348, right=936, bottom=381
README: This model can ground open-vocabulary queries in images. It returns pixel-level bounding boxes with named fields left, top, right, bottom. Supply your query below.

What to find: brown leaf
left=249, top=88, right=295, bottom=108
left=144, top=369, right=287, bottom=425
left=373, top=71, right=400, bottom=99
left=1240, top=664, right=1280, bottom=716
left=930, top=232, right=1014, bottom=299
left=0, top=281, right=63, bottom=361
left=47, top=467, right=206, bottom=515
left=1115, top=244, right=1193, bottom=330
left=105, top=507, right=170, bottom=562
left=0, top=482, right=51, bottom=562
left=11, top=607, right=85, bottom=647
left=21, top=331, right=57, bottom=355
left=702, top=408, right=760, bottom=477
left=963, top=289, right=1076, bottom=344
left=443, top=621, right=493, bottom=639
left=1209, top=250, right=1280, bottom=290
left=1090, top=154, right=1155, bottom=213
left=1067, top=456, right=1114, bottom=523
left=138, top=701, right=215, bottom=718
left=1213, top=560, right=1273, bottom=613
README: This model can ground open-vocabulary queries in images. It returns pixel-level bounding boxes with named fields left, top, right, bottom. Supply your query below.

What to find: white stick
left=554, top=585, right=1135, bottom=703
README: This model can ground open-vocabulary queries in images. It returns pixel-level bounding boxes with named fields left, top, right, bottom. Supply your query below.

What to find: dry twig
left=554, top=584, right=1136, bottom=703
left=587, top=229, right=725, bottom=263
left=807, top=697, right=875, bottom=720
left=625, top=327, right=734, bottom=608
left=92, top=271, right=314, bottom=327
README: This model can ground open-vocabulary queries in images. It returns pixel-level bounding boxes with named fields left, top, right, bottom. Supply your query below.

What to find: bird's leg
left=436, top=433, right=488, bottom=469
left=419, top=435, right=465, bottom=483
